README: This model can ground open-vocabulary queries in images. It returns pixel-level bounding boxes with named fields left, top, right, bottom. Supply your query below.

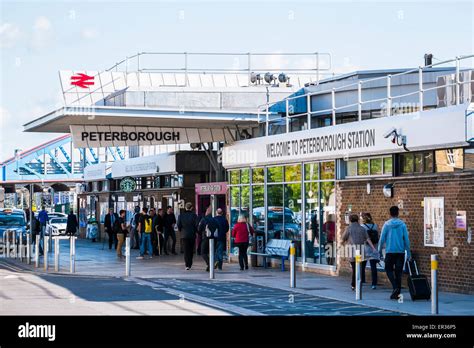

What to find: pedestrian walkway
left=4, top=238, right=474, bottom=316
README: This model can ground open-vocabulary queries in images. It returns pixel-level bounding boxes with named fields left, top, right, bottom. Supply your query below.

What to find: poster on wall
left=456, top=210, right=467, bottom=232
left=424, top=197, right=445, bottom=247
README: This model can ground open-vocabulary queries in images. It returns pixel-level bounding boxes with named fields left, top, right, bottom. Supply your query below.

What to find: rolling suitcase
left=406, top=259, right=431, bottom=301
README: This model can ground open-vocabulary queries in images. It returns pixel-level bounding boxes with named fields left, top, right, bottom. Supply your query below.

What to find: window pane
left=252, top=167, right=264, bottom=184
left=383, top=156, right=393, bottom=174
left=414, top=153, right=423, bottom=173
left=435, top=149, right=464, bottom=172
left=267, top=166, right=283, bottom=183
left=241, top=186, right=250, bottom=218
left=370, top=158, right=383, bottom=175
left=424, top=152, right=434, bottom=173
left=464, top=149, right=474, bottom=171
left=267, top=185, right=284, bottom=240
left=285, top=164, right=301, bottom=182
left=241, top=168, right=250, bottom=184
left=304, top=163, right=319, bottom=181
left=304, top=182, right=319, bottom=264
left=400, top=153, right=413, bottom=174
left=320, top=161, right=335, bottom=179
left=320, top=181, right=336, bottom=266
left=251, top=185, right=265, bottom=234
left=284, top=183, right=302, bottom=260
left=229, top=170, right=240, bottom=185
left=346, top=160, right=357, bottom=177
left=357, top=159, right=369, bottom=176
left=229, top=187, right=240, bottom=227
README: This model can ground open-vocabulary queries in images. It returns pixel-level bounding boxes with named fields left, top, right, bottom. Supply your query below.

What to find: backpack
left=364, top=223, right=379, bottom=244
left=144, top=216, right=152, bottom=233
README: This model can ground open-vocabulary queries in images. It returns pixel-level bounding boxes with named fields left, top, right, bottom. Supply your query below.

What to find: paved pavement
left=1, top=238, right=474, bottom=316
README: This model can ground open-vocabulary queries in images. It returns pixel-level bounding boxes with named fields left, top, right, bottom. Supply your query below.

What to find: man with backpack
left=361, top=212, right=380, bottom=289
left=136, top=207, right=153, bottom=260
left=198, top=205, right=219, bottom=272
left=378, top=206, right=411, bottom=300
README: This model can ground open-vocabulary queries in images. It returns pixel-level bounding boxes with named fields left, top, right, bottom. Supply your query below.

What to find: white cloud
left=81, top=28, right=98, bottom=40
left=31, top=16, right=53, bottom=49
left=0, top=22, right=22, bottom=48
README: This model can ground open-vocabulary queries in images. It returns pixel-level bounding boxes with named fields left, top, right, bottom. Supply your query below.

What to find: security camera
left=383, top=127, right=397, bottom=139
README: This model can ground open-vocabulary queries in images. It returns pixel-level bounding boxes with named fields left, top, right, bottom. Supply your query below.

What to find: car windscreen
left=0, top=215, right=26, bottom=226
left=50, top=218, right=67, bottom=224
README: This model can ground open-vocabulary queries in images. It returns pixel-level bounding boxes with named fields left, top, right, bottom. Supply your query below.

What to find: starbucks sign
left=120, top=177, right=136, bottom=193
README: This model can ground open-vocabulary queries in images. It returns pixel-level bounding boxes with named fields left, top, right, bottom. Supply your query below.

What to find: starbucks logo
left=120, top=177, right=136, bottom=193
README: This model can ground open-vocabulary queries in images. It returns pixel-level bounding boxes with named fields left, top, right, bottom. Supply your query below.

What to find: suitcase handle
left=406, top=259, right=419, bottom=276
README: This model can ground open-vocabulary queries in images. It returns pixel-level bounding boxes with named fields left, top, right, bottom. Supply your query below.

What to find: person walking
left=136, top=207, right=153, bottom=259
left=198, top=206, right=219, bottom=272
left=37, top=206, right=49, bottom=255
left=156, top=208, right=165, bottom=255
left=361, top=212, right=380, bottom=289
left=149, top=208, right=159, bottom=256
left=66, top=210, right=78, bottom=236
left=231, top=215, right=254, bottom=271
left=214, top=208, right=229, bottom=270
left=163, top=206, right=177, bottom=255
left=342, top=214, right=377, bottom=291
left=378, top=206, right=411, bottom=300
left=104, top=208, right=119, bottom=250
left=177, top=202, right=199, bottom=270
left=116, top=210, right=128, bottom=258
left=131, top=206, right=141, bottom=249
left=31, top=214, right=43, bottom=256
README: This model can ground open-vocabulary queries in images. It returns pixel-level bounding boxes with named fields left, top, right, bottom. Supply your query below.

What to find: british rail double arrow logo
left=70, top=73, right=95, bottom=88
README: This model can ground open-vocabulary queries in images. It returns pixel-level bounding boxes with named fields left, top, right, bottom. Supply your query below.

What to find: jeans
left=182, top=238, right=195, bottom=268
left=39, top=224, right=46, bottom=254
left=116, top=233, right=124, bottom=257
left=164, top=229, right=176, bottom=254
left=350, top=260, right=367, bottom=288
left=236, top=242, right=249, bottom=270
left=140, top=233, right=153, bottom=257
left=384, top=252, right=405, bottom=291
left=369, top=259, right=379, bottom=286
left=201, top=237, right=210, bottom=266
left=216, top=240, right=225, bottom=269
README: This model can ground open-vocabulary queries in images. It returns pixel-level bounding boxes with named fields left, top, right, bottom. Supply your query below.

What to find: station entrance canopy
left=23, top=105, right=258, bottom=148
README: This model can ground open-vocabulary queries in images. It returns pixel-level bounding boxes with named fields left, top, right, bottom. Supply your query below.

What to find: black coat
left=177, top=211, right=199, bottom=239
left=66, top=213, right=78, bottom=234
left=104, top=213, right=119, bottom=231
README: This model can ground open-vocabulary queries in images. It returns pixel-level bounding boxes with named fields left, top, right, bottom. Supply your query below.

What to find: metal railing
left=257, top=54, right=474, bottom=135
left=61, top=51, right=332, bottom=106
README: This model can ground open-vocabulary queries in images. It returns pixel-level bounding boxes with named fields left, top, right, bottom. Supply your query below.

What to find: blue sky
left=1, top=0, right=473, bottom=161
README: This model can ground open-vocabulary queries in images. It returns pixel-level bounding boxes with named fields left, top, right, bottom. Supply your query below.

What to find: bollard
left=70, top=236, right=76, bottom=273
left=125, top=237, right=131, bottom=277
left=26, top=233, right=31, bottom=265
left=431, top=254, right=439, bottom=314
left=355, top=249, right=362, bottom=300
left=209, top=238, right=215, bottom=279
left=5, top=230, right=10, bottom=258
left=54, top=237, right=60, bottom=272
left=44, top=236, right=49, bottom=271
left=35, top=235, right=40, bottom=267
left=290, top=242, right=296, bottom=288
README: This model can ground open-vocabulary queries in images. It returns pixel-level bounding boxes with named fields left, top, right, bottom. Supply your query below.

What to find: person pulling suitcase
left=378, top=206, right=411, bottom=300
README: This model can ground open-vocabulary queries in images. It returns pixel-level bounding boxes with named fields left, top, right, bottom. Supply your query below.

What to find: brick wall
left=336, top=173, right=474, bottom=294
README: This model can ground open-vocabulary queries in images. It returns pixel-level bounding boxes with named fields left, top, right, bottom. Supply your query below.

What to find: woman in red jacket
left=231, top=215, right=255, bottom=270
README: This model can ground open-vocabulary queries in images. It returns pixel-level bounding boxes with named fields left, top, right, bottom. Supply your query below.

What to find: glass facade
left=227, top=160, right=336, bottom=266
left=345, top=156, right=393, bottom=177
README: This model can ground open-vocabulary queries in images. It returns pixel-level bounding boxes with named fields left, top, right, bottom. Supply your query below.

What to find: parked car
left=45, top=217, right=67, bottom=236
left=0, top=208, right=28, bottom=244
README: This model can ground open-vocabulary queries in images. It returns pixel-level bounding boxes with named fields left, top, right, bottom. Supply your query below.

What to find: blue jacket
left=378, top=218, right=411, bottom=257
left=38, top=210, right=49, bottom=225
left=214, top=215, right=229, bottom=242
